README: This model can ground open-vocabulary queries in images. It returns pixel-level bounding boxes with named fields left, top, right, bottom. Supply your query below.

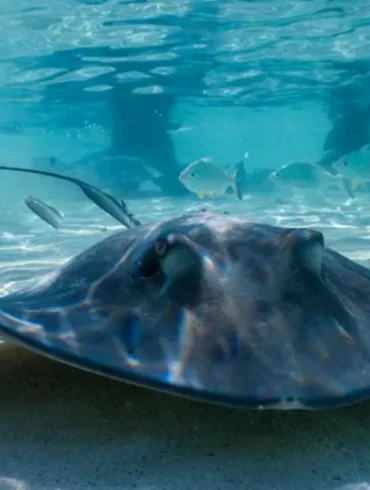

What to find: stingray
left=0, top=206, right=369, bottom=410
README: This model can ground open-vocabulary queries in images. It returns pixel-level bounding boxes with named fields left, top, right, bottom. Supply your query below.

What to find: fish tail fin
left=236, top=185, right=243, bottom=200
left=340, top=176, right=355, bottom=199
left=232, top=181, right=243, bottom=200
left=231, top=174, right=243, bottom=200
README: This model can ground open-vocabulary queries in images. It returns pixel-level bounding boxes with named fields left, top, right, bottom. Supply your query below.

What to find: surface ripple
left=2, top=0, right=370, bottom=109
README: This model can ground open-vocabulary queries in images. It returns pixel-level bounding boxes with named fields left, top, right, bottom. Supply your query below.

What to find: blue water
left=0, top=0, right=369, bottom=284
left=1, top=1, right=369, bottom=192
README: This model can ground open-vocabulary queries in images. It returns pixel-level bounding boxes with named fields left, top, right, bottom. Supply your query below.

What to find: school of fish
left=2, top=144, right=370, bottom=231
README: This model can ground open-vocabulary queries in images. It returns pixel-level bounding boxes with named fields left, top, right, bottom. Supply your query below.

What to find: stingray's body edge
left=0, top=316, right=367, bottom=412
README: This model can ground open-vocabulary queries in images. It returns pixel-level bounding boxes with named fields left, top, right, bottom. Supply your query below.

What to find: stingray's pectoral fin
left=0, top=231, right=206, bottom=394
left=0, top=286, right=105, bottom=358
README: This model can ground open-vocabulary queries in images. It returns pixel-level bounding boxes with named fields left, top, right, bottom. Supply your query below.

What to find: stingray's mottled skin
left=0, top=211, right=370, bottom=410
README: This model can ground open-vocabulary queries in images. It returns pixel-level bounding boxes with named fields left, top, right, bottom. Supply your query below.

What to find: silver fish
left=179, top=157, right=236, bottom=199
left=24, top=196, right=64, bottom=230
left=0, top=165, right=141, bottom=228
left=78, top=183, right=139, bottom=228
left=269, top=161, right=354, bottom=199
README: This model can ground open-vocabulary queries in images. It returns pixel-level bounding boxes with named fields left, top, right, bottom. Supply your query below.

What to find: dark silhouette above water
left=319, top=86, right=370, bottom=170
left=108, top=91, right=186, bottom=196
left=35, top=2, right=222, bottom=197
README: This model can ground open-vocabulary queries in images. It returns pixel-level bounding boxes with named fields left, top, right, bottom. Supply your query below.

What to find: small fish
left=78, top=183, right=140, bottom=228
left=178, top=157, right=238, bottom=199
left=100, top=154, right=145, bottom=165
left=0, top=165, right=141, bottom=229
left=225, top=152, right=249, bottom=200
left=24, top=196, right=64, bottom=230
left=332, top=144, right=370, bottom=190
left=269, top=161, right=354, bottom=199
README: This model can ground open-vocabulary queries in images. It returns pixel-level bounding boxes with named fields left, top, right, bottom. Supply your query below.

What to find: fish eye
left=191, top=172, right=195, bottom=177
left=343, top=161, right=348, bottom=166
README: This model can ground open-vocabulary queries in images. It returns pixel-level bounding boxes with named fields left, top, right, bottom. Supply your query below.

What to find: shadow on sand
left=0, top=341, right=369, bottom=490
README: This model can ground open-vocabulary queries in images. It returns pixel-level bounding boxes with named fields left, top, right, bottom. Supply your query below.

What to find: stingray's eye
left=276, top=172, right=280, bottom=178
left=135, top=237, right=169, bottom=281
left=134, top=234, right=203, bottom=306
left=191, top=172, right=195, bottom=177
left=344, top=161, right=348, bottom=166
left=154, top=238, right=168, bottom=258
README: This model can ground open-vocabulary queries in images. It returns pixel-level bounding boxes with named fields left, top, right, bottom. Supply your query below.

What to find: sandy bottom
left=1, top=341, right=370, bottom=490
left=0, top=193, right=370, bottom=490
